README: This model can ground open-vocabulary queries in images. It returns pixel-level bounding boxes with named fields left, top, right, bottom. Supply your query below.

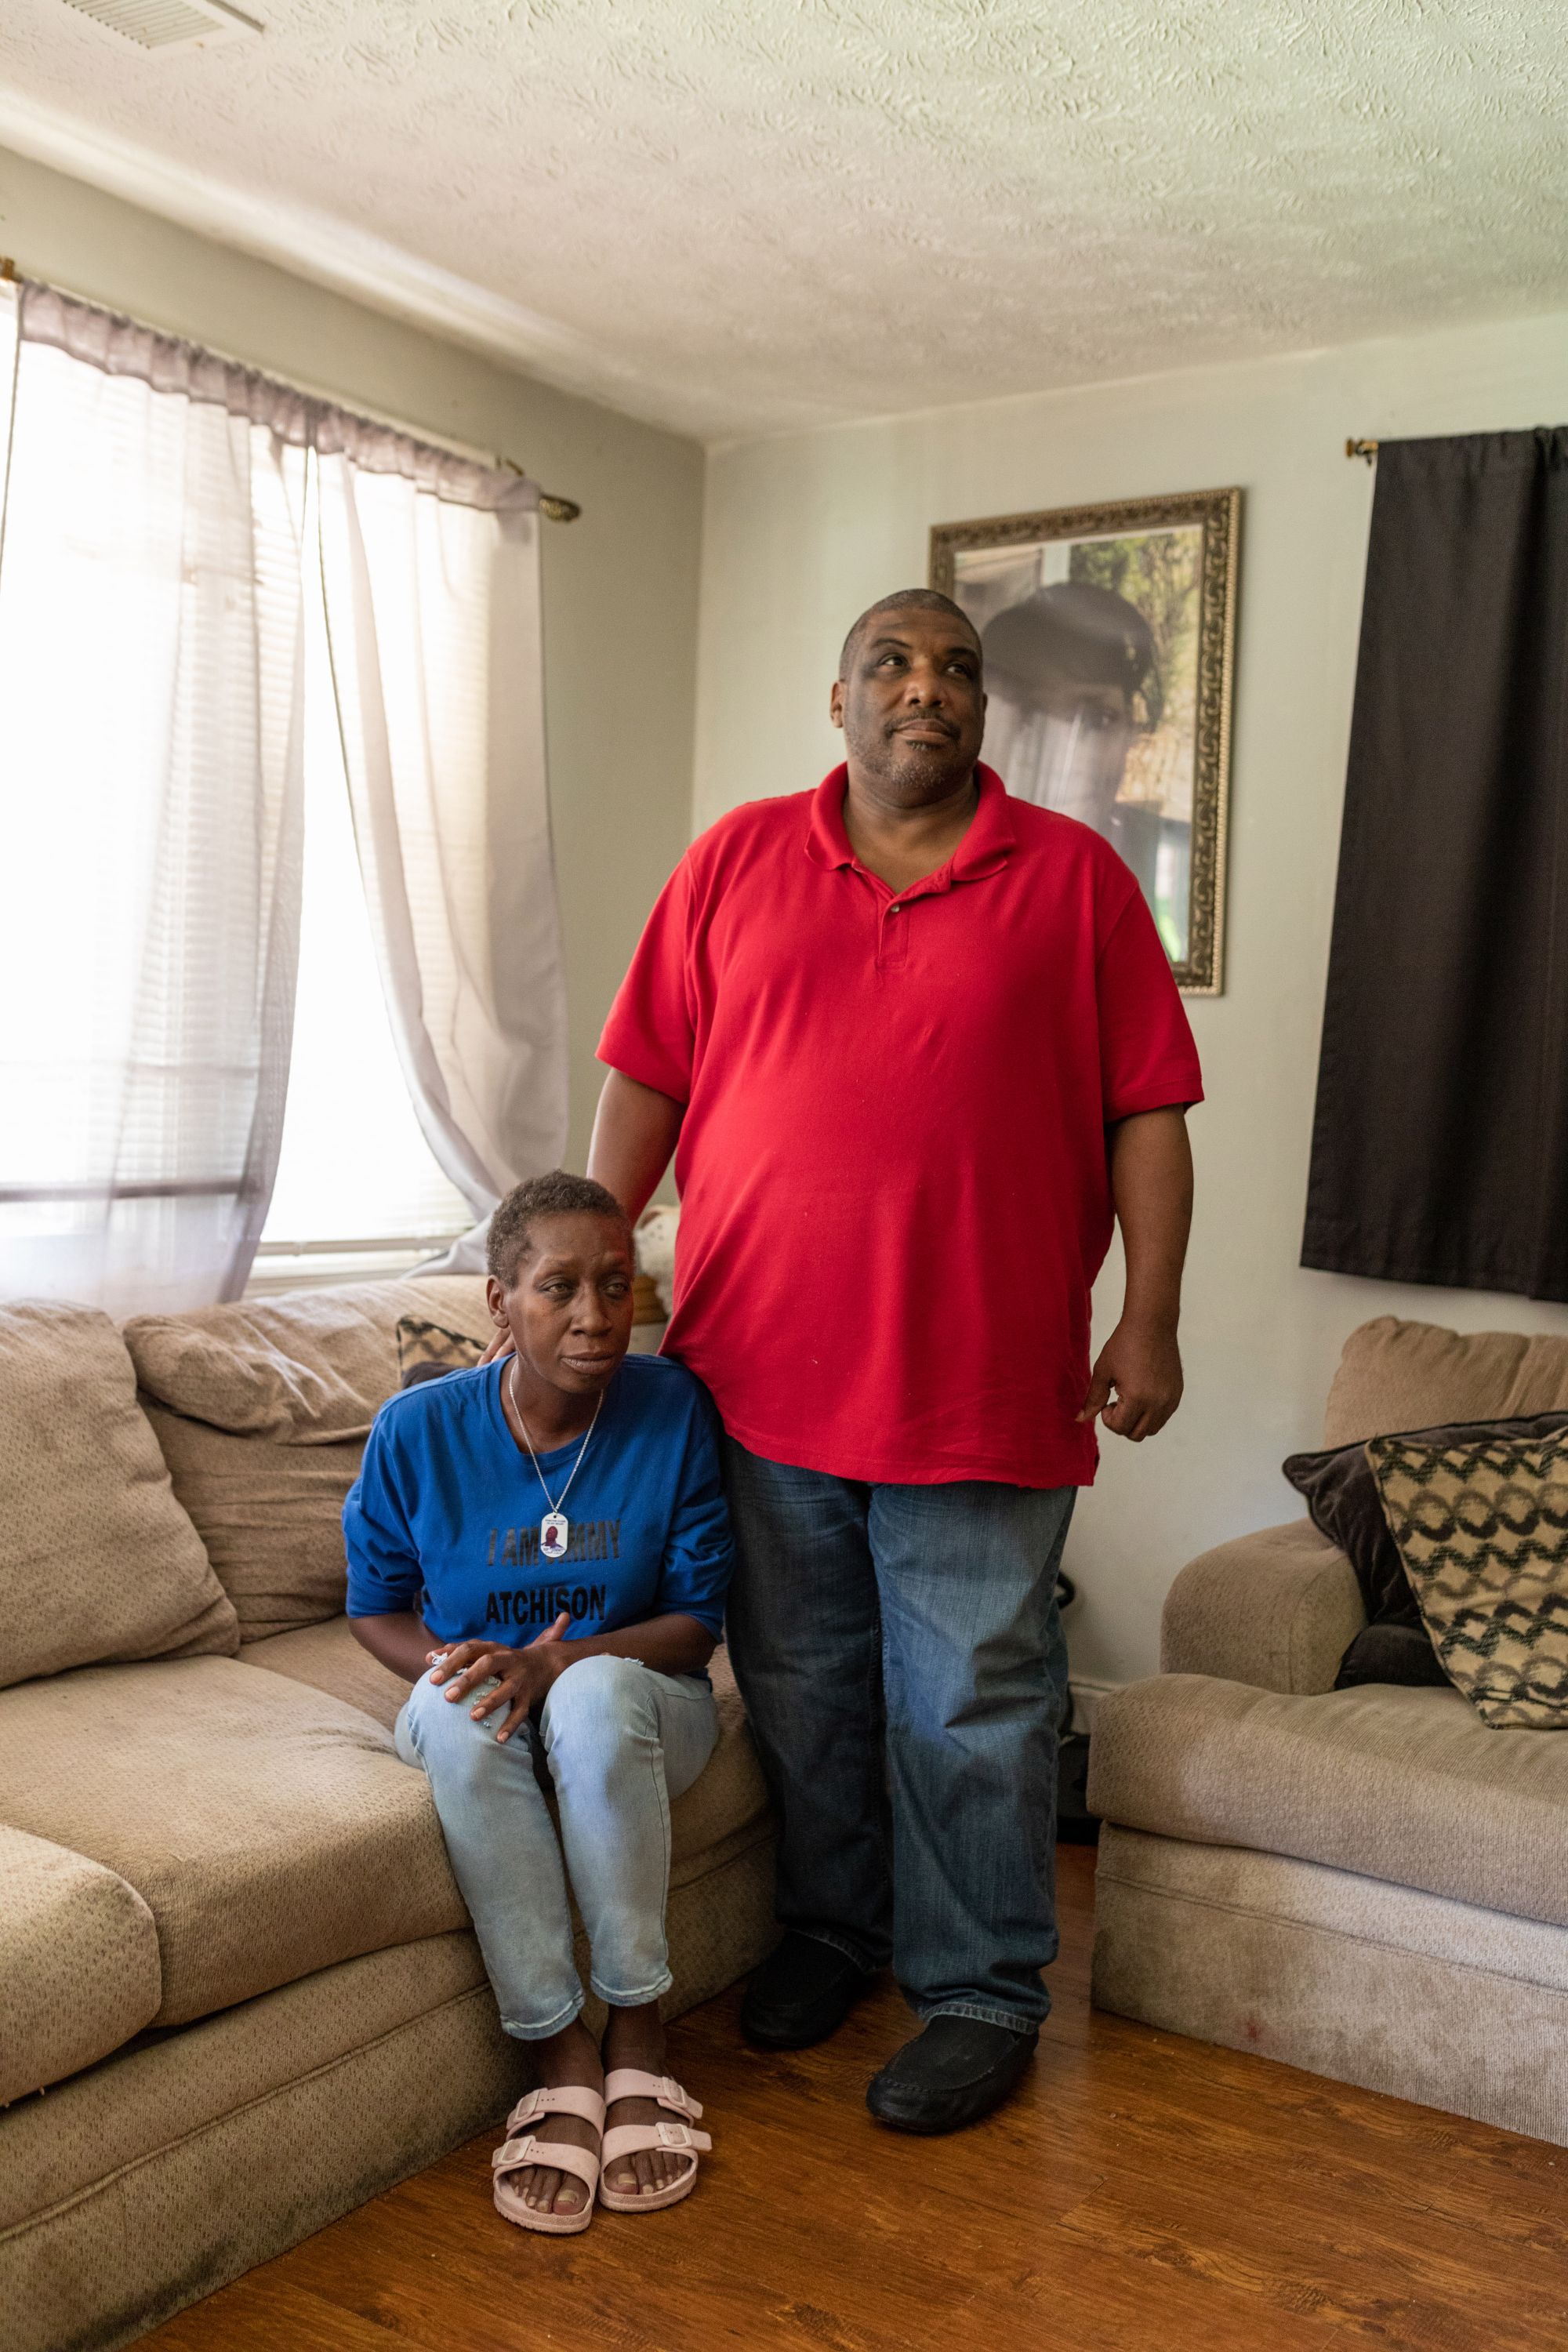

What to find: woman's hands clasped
left=426, top=1612, right=571, bottom=1743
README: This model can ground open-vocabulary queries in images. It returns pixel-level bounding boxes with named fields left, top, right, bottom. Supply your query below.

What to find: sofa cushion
left=140, top=1405, right=367, bottom=1642
left=241, top=1614, right=415, bottom=1729
left=1088, top=1671, right=1568, bottom=1930
left=1323, top=1316, right=1568, bottom=1450
left=667, top=1646, right=772, bottom=1888
left=0, top=1301, right=238, bottom=1690
left=0, top=1657, right=465, bottom=2027
left=240, top=1616, right=773, bottom=1889
left=0, top=1931, right=514, bottom=2352
left=124, top=1276, right=493, bottom=1443
left=130, top=1276, right=493, bottom=1639
left=0, top=1824, right=162, bottom=2103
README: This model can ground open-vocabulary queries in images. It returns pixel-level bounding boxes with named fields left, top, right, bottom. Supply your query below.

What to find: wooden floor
left=147, top=1847, right=1568, bottom=2352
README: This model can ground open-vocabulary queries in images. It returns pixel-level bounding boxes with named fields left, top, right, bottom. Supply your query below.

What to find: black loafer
left=866, top=2015, right=1038, bottom=2134
left=741, top=1931, right=876, bottom=2049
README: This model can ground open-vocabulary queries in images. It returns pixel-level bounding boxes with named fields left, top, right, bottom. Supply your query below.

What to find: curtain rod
left=0, top=255, right=581, bottom=521
left=1346, top=439, right=1379, bottom=463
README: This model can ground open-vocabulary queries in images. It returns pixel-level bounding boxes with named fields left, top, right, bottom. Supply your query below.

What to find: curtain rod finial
left=1346, top=438, right=1379, bottom=463
left=499, top=456, right=579, bottom=521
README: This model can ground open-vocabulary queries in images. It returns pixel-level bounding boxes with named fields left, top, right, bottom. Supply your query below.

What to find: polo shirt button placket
left=878, top=896, right=909, bottom=972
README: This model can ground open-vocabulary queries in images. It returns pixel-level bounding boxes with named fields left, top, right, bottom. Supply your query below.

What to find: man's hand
left=426, top=1613, right=571, bottom=1742
left=1077, top=1316, right=1183, bottom=1443
left=477, top=1326, right=516, bottom=1367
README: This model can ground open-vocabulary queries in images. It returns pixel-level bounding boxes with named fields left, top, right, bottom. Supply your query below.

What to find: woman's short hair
left=487, top=1171, right=633, bottom=1290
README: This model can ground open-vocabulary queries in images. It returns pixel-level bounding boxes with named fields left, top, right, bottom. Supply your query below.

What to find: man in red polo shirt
left=589, top=589, right=1200, bottom=2133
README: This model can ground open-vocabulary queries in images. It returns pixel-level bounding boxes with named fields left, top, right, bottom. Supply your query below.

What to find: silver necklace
left=508, top=1358, right=603, bottom=1565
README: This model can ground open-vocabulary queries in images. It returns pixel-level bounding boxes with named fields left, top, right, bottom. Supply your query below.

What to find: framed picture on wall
left=931, top=485, right=1240, bottom=994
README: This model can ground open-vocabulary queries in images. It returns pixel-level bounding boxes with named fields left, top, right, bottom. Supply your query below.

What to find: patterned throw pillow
left=1368, top=1430, right=1568, bottom=1727
left=396, top=1316, right=485, bottom=1389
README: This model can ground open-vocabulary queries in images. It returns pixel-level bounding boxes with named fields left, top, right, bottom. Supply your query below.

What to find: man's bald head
left=830, top=588, right=987, bottom=808
left=838, top=590, right=981, bottom=681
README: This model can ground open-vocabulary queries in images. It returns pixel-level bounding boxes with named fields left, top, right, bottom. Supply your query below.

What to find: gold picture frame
left=931, top=485, right=1240, bottom=994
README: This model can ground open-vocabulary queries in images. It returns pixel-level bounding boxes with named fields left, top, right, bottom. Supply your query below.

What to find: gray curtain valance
left=19, top=281, right=537, bottom=514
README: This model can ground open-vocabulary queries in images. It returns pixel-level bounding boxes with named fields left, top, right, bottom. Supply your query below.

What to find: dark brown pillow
left=1333, top=1622, right=1450, bottom=1691
left=1283, top=1411, right=1568, bottom=1688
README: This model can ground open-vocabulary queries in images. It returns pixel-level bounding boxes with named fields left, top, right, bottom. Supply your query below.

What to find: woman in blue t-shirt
left=345, top=1171, right=731, bottom=2238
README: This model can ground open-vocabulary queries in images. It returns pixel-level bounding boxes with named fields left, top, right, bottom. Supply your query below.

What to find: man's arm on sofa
left=1160, top=1519, right=1367, bottom=1695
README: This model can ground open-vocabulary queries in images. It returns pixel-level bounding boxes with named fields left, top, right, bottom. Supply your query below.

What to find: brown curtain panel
left=1302, top=427, right=1568, bottom=1301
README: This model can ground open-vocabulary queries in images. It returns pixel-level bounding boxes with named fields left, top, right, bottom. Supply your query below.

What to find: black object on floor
left=866, top=2015, right=1039, bottom=2135
left=741, top=1929, right=876, bottom=2049
left=1056, top=1730, right=1100, bottom=1846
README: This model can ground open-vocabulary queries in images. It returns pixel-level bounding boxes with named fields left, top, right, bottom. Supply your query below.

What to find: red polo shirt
left=598, top=763, right=1202, bottom=1488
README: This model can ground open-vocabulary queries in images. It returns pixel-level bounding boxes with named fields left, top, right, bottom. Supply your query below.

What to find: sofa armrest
left=1160, top=1519, right=1367, bottom=1695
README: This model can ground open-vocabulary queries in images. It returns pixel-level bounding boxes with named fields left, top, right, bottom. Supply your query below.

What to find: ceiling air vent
left=58, top=0, right=262, bottom=49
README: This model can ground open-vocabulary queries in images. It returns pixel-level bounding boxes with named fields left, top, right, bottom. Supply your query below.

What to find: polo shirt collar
left=804, top=762, right=1017, bottom=884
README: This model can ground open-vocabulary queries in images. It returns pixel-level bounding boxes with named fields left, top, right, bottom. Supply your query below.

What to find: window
left=0, top=276, right=561, bottom=1315
left=252, top=533, right=470, bottom=1293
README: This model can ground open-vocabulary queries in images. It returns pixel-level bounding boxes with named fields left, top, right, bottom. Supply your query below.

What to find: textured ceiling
left=1, top=1, right=1564, bottom=442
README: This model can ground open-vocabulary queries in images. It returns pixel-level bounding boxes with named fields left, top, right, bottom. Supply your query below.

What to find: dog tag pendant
left=540, top=1512, right=569, bottom=1561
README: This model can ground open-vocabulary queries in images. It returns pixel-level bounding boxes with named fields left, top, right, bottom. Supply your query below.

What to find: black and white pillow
left=1283, top=1411, right=1568, bottom=1690
left=395, top=1316, right=485, bottom=1390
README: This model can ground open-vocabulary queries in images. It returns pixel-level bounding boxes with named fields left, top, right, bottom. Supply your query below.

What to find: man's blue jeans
left=723, top=1440, right=1075, bottom=2033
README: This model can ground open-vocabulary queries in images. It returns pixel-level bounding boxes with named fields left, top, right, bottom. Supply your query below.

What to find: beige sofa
left=1090, top=1313, right=1568, bottom=2145
left=0, top=1279, right=775, bottom=2352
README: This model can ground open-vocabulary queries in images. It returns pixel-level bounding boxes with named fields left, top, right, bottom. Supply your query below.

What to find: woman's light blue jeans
left=395, top=1653, right=719, bottom=2040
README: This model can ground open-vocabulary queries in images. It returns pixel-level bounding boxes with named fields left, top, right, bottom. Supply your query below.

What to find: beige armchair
left=1088, top=1314, right=1568, bottom=2145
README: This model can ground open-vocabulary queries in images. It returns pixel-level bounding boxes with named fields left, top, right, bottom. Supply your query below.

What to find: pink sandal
left=491, top=2084, right=606, bottom=2234
left=597, top=2071, right=711, bottom=2213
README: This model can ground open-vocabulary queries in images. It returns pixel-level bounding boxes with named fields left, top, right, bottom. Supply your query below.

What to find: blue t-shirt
left=343, top=1355, right=732, bottom=1646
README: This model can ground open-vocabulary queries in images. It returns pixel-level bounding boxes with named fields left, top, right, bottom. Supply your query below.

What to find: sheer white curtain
left=314, top=425, right=567, bottom=1218
left=0, top=280, right=566, bottom=1315
left=0, top=281, right=307, bottom=1314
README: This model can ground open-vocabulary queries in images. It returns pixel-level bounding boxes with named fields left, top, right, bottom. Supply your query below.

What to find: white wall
left=0, top=144, right=705, bottom=1176
left=693, top=307, right=1568, bottom=1693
